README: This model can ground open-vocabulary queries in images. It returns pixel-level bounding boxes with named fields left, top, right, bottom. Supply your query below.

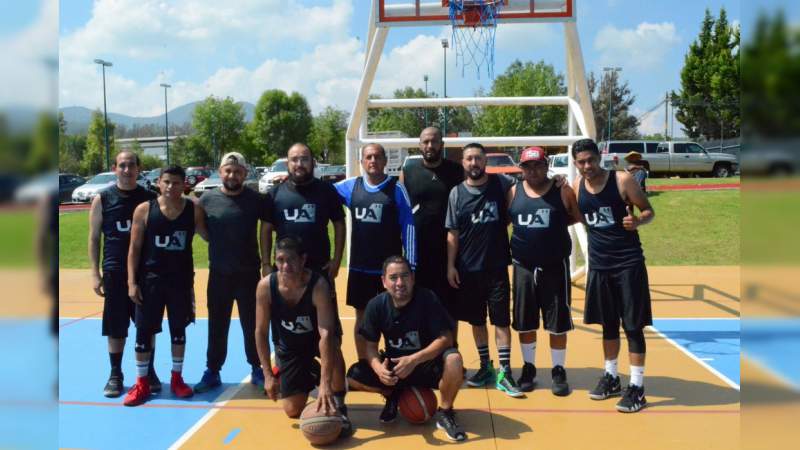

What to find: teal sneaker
left=193, top=369, right=221, bottom=394
left=495, top=369, right=524, bottom=398
left=466, top=361, right=496, bottom=387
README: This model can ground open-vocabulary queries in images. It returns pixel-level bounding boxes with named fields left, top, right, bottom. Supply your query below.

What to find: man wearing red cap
left=506, top=147, right=582, bottom=395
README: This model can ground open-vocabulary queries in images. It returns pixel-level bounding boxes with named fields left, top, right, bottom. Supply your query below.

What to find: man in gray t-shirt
left=193, top=152, right=271, bottom=393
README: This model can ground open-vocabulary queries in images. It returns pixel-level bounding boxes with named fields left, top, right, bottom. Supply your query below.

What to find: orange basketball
left=299, top=401, right=343, bottom=446
left=398, top=387, right=438, bottom=424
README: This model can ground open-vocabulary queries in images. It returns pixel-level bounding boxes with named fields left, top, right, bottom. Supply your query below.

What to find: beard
left=223, top=179, right=243, bottom=191
left=422, top=147, right=443, bottom=164
left=289, top=169, right=313, bottom=184
left=466, top=167, right=485, bottom=180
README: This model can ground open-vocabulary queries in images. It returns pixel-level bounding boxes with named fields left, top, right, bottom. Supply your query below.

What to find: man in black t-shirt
left=193, top=152, right=270, bottom=393
left=88, top=151, right=158, bottom=398
left=400, top=127, right=463, bottom=322
left=346, top=256, right=467, bottom=442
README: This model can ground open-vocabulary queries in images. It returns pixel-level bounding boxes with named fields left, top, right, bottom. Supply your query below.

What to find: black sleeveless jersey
left=578, top=171, right=644, bottom=270
left=350, top=177, right=402, bottom=270
left=402, top=159, right=463, bottom=243
left=140, top=199, right=194, bottom=280
left=509, top=182, right=571, bottom=267
left=269, top=271, right=321, bottom=355
left=100, top=185, right=156, bottom=272
left=449, top=175, right=510, bottom=272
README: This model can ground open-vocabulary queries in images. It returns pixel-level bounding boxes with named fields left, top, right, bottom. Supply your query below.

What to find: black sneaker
left=517, top=362, right=536, bottom=392
left=148, top=371, right=162, bottom=394
left=379, top=391, right=399, bottom=423
left=616, top=385, right=647, bottom=413
left=551, top=365, right=570, bottom=397
left=435, top=408, right=466, bottom=442
left=104, top=373, right=123, bottom=398
left=589, top=372, right=622, bottom=400
left=338, top=412, right=354, bottom=439
left=466, top=361, right=496, bottom=387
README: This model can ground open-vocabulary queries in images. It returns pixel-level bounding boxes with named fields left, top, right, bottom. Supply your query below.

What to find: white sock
left=521, top=342, right=536, bottom=364
left=604, top=359, right=618, bottom=378
left=630, top=365, right=645, bottom=387
left=136, top=360, right=149, bottom=378
left=551, top=349, right=566, bottom=368
left=172, top=357, right=184, bottom=373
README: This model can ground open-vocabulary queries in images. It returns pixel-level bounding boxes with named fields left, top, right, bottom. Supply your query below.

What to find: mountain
left=59, top=101, right=256, bottom=135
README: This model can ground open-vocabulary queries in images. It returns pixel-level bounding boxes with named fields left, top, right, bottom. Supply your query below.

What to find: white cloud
left=594, top=22, right=680, bottom=71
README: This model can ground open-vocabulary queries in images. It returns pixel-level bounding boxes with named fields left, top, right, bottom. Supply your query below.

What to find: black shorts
left=584, top=262, right=652, bottom=331
left=512, top=260, right=574, bottom=334
left=346, top=348, right=459, bottom=390
left=346, top=270, right=384, bottom=310
left=102, top=271, right=135, bottom=338
left=276, top=349, right=321, bottom=398
left=456, top=268, right=511, bottom=327
left=135, top=273, right=196, bottom=336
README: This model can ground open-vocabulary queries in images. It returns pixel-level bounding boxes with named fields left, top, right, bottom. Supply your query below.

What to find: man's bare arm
left=312, top=278, right=338, bottom=413
left=261, top=222, right=274, bottom=277
left=255, top=276, right=278, bottom=400
left=88, top=195, right=104, bottom=296
left=126, top=202, right=149, bottom=305
left=194, top=203, right=209, bottom=241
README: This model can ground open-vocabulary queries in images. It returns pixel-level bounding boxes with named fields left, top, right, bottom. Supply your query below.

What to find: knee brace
left=134, top=329, right=153, bottom=353
left=625, top=329, right=646, bottom=354
left=602, top=323, right=620, bottom=340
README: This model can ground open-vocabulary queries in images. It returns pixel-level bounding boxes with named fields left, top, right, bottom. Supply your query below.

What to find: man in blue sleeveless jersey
left=571, top=138, right=654, bottom=413
left=334, top=143, right=416, bottom=362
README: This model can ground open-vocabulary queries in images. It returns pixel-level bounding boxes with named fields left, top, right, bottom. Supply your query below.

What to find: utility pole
left=664, top=92, right=669, bottom=141
left=442, top=39, right=449, bottom=138
left=94, top=59, right=113, bottom=170
left=423, top=74, right=429, bottom=126
left=160, top=83, right=171, bottom=164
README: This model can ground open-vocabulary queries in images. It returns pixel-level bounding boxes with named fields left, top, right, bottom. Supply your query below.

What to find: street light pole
left=441, top=39, right=449, bottom=138
left=423, top=74, right=429, bottom=126
left=602, top=66, right=622, bottom=141
left=160, top=83, right=171, bottom=165
left=94, top=58, right=113, bottom=171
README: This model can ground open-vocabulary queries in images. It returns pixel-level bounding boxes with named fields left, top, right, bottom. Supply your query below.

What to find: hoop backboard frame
left=377, top=0, right=575, bottom=26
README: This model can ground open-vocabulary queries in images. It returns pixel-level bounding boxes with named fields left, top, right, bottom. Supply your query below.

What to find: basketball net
left=448, top=0, right=502, bottom=79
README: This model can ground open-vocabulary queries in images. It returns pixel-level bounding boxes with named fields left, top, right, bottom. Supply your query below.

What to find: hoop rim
left=377, top=0, right=575, bottom=26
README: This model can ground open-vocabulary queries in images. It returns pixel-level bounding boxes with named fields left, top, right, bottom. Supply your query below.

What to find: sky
left=8, top=0, right=751, bottom=136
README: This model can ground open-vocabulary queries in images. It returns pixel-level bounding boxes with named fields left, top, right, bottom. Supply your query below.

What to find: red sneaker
left=171, top=371, right=194, bottom=398
left=123, top=377, right=151, bottom=406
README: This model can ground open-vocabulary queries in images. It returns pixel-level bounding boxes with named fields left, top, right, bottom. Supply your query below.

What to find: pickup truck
left=600, top=140, right=739, bottom=177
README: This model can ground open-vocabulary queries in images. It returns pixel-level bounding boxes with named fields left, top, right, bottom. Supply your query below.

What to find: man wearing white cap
left=193, top=152, right=270, bottom=392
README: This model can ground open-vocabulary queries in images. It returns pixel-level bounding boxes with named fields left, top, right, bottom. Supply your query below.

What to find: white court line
left=167, top=374, right=251, bottom=450
left=648, top=325, right=740, bottom=391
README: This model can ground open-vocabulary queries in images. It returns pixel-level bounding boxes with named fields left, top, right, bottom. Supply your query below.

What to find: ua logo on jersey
left=585, top=206, right=615, bottom=228
left=387, top=330, right=421, bottom=351
left=155, top=231, right=188, bottom=250
left=471, top=201, right=499, bottom=224
left=116, top=220, right=131, bottom=232
left=354, top=203, right=383, bottom=223
left=281, top=316, right=313, bottom=334
left=517, top=209, right=550, bottom=228
left=284, top=204, right=316, bottom=223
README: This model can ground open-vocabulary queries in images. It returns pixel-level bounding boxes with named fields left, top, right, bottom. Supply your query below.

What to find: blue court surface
left=742, top=318, right=800, bottom=389
left=58, top=318, right=260, bottom=450
left=651, top=318, right=740, bottom=388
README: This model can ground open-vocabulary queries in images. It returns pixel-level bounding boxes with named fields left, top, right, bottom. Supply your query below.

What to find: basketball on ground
left=398, top=387, right=438, bottom=424
left=299, top=401, right=343, bottom=445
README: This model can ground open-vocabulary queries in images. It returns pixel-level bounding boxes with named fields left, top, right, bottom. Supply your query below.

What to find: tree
left=81, top=109, right=116, bottom=175
left=59, top=113, right=83, bottom=174
left=368, top=87, right=473, bottom=138
left=192, top=96, right=247, bottom=165
left=474, top=60, right=567, bottom=137
left=249, top=90, right=312, bottom=162
left=309, top=107, right=348, bottom=164
left=673, top=8, right=740, bottom=139
left=170, top=135, right=214, bottom=168
left=587, top=71, right=640, bottom=141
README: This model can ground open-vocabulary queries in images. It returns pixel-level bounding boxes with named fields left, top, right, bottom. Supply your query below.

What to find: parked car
left=258, top=158, right=323, bottom=193
left=58, top=173, right=85, bottom=203
left=71, top=172, right=151, bottom=203
left=486, top=152, right=523, bottom=179
left=318, top=165, right=346, bottom=183
left=194, top=168, right=259, bottom=197
left=13, top=172, right=60, bottom=204
left=185, top=166, right=211, bottom=194
left=255, top=166, right=269, bottom=177
left=599, top=140, right=738, bottom=177
left=547, top=153, right=570, bottom=179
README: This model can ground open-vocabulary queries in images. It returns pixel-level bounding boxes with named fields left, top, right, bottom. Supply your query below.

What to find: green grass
left=741, top=190, right=800, bottom=265
left=0, top=209, right=36, bottom=267
left=647, top=176, right=740, bottom=186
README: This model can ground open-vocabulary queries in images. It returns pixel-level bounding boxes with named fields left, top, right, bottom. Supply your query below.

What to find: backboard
left=377, top=0, right=575, bottom=26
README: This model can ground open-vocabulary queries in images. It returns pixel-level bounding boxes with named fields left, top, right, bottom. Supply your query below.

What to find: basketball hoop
left=446, top=0, right=506, bottom=79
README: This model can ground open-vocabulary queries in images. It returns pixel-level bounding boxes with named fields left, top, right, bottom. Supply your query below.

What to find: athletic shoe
left=551, top=365, right=570, bottom=397
left=193, top=369, right=221, bottom=394
left=435, top=408, right=467, bottom=442
left=466, top=362, right=496, bottom=387
left=338, top=413, right=354, bottom=439
left=495, top=369, right=524, bottom=398
left=148, top=371, right=162, bottom=394
left=589, top=372, right=622, bottom=400
left=517, top=363, right=536, bottom=392
left=170, top=371, right=194, bottom=398
left=103, top=373, right=123, bottom=398
left=616, top=385, right=647, bottom=413
left=250, top=366, right=265, bottom=387
left=123, top=377, right=151, bottom=406
left=379, top=390, right=399, bottom=423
